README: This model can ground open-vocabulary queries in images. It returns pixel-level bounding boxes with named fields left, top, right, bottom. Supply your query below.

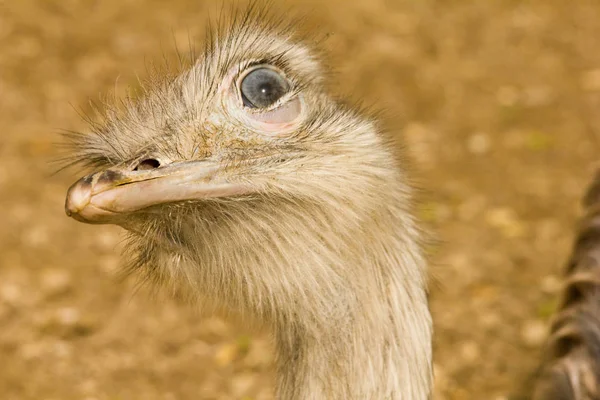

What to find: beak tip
left=64, top=205, right=77, bottom=218
left=65, top=177, right=93, bottom=219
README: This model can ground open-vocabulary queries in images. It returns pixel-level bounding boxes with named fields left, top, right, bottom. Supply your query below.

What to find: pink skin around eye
left=246, top=97, right=303, bottom=132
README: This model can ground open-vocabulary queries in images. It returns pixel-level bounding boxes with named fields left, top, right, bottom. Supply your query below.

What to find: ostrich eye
left=240, top=68, right=290, bottom=109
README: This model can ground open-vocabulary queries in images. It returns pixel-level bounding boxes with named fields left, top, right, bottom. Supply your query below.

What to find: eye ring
left=237, top=65, right=291, bottom=110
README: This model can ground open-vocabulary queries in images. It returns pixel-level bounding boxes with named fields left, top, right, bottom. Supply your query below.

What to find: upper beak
left=65, top=160, right=250, bottom=224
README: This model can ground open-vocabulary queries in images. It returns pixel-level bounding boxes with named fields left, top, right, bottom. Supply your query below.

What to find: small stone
left=0, top=283, right=22, bottom=305
left=496, top=86, right=520, bottom=107
left=13, top=35, right=42, bottom=58
left=435, top=204, right=452, bottom=222
left=540, top=275, right=562, bottom=295
left=96, top=230, right=120, bottom=251
left=23, top=225, right=49, bottom=247
left=244, top=338, right=273, bottom=368
left=0, top=165, right=7, bottom=187
left=99, top=255, right=120, bottom=274
left=231, top=373, right=257, bottom=397
left=445, top=253, right=470, bottom=273
left=511, top=7, right=543, bottom=29
left=481, top=313, right=501, bottom=329
left=521, top=320, right=548, bottom=347
left=523, top=86, right=554, bottom=107
left=56, top=307, right=80, bottom=326
left=485, top=207, right=526, bottom=238
left=393, top=13, right=418, bottom=35
left=535, top=219, right=561, bottom=244
left=40, top=269, right=72, bottom=297
left=202, top=317, right=231, bottom=337
left=457, top=196, right=487, bottom=221
left=459, top=341, right=480, bottom=363
left=467, top=133, right=491, bottom=155
left=53, top=340, right=73, bottom=358
left=20, top=342, right=46, bottom=360
left=190, top=340, right=211, bottom=357
left=582, top=69, right=600, bottom=92
left=78, top=379, right=98, bottom=395
left=433, top=362, right=448, bottom=388
left=11, top=205, right=33, bottom=222
left=215, top=343, right=238, bottom=367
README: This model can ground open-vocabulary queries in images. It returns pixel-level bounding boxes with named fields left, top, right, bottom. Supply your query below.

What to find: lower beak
left=65, top=160, right=249, bottom=224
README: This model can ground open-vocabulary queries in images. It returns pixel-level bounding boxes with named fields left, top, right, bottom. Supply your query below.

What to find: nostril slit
left=134, top=158, right=161, bottom=171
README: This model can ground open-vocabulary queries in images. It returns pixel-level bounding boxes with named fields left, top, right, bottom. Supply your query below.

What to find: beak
left=65, top=160, right=250, bottom=224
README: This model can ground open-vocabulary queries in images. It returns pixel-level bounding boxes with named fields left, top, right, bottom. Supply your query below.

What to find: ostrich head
left=64, top=13, right=432, bottom=400
left=65, top=22, right=389, bottom=228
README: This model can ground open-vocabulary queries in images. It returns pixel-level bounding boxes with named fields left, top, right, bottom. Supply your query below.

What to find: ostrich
left=531, top=170, right=600, bottom=400
left=62, top=10, right=600, bottom=400
left=64, top=14, right=432, bottom=399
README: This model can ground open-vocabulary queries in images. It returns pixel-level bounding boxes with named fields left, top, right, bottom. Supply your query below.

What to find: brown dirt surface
left=2, top=0, right=600, bottom=399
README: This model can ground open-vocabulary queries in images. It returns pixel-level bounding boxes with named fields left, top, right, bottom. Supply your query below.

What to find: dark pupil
left=241, top=68, right=289, bottom=108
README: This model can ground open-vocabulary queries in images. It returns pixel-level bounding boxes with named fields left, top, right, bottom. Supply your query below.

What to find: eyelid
left=248, top=97, right=302, bottom=124
left=236, top=62, right=285, bottom=85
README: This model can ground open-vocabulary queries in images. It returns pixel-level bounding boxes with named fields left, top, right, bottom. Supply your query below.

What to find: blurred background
left=1, top=0, right=600, bottom=399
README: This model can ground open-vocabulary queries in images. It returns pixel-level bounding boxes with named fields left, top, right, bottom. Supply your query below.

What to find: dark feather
left=534, top=171, right=600, bottom=400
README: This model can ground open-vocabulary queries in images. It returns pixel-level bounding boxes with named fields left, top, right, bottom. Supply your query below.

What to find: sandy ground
left=2, top=0, right=600, bottom=399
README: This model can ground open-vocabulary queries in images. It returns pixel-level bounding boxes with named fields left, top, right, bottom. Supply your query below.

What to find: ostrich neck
left=273, top=245, right=433, bottom=400
left=138, top=196, right=433, bottom=399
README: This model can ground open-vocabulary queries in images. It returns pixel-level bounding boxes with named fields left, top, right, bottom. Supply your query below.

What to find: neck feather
left=127, top=176, right=432, bottom=399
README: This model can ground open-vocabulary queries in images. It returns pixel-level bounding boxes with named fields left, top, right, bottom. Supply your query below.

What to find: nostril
left=134, top=158, right=161, bottom=171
